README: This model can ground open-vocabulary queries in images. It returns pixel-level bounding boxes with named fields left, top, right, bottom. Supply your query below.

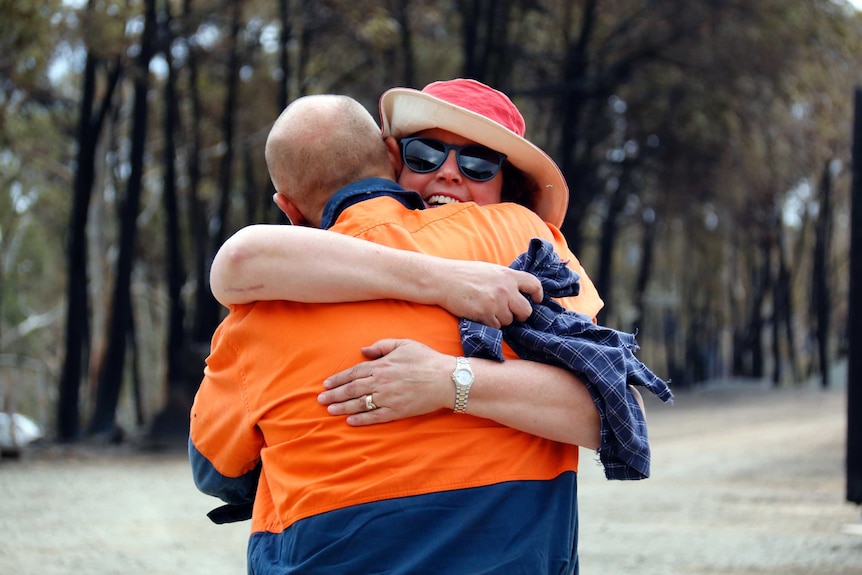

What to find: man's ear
left=272, top=192, right=307, bottom=226
left=384, top=136, right=403, bottom=179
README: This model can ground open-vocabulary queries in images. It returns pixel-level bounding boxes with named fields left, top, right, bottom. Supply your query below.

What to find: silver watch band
left=453, top=356, right=473, bottom=414
left=454, top=388, right=470, bottom=414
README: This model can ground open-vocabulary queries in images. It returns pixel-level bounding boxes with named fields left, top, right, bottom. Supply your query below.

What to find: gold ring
left=365, top=394, right=378, bottom=411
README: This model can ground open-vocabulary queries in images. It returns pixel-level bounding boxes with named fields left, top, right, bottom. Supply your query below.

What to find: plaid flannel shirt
left=460, top=238, right=673, bottom=480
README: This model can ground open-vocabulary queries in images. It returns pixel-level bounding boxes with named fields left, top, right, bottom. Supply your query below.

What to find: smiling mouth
left=426, top=194, right=461, bottom=207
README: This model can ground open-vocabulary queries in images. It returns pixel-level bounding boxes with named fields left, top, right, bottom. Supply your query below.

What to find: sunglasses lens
left=458, top=146, right=503, bottom=182
left=401, top=138, right=505, bottom=182
left=403, top=139, right=446, bottom=173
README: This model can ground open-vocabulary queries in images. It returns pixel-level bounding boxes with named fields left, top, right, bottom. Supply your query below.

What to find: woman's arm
left=317, top=339, right=602, bottom=449
left=211, top=225, right=542, bottom=328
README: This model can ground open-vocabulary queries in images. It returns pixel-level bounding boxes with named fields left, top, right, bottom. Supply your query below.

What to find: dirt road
left=1, top=379, right=860, bottom=574
left=577, top=380, right=861, bottom=574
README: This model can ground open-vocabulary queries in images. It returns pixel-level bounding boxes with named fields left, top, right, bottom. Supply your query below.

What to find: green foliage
left=1, top=28, right=74, bottom=369
left=0, top=0, right=61, bottom=84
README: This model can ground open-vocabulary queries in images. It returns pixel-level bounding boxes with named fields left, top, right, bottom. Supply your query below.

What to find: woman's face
left=396, top=128, right=504, bottom=207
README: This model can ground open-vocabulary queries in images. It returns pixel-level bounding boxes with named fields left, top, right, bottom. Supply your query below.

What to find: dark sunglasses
left=400, top=137, right=506, bottom=182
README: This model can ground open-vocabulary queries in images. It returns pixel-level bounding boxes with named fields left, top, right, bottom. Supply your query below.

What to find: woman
left=210, top=79, right=604, bottom=447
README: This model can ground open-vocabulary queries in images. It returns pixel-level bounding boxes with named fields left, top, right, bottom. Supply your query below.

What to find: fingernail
left=317, top=393, right=327, bottom=403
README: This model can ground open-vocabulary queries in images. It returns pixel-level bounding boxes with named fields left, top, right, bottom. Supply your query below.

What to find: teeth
left=427, top=195, right=460, bottom=206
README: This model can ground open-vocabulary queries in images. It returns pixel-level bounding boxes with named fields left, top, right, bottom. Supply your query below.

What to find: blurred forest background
left=1, top=0, right=861, bottom=445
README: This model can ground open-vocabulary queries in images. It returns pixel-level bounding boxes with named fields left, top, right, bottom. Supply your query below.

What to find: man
left=209, top=86, right=609, bottom=443
left=191, top=95, right=602, bottom=574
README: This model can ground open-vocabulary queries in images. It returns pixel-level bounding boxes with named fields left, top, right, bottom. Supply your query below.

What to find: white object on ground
left=0, top=412, right=43, bottom=449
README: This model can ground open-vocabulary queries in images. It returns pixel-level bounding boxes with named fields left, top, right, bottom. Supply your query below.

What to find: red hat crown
left=421, top=79, right=526, bottom=137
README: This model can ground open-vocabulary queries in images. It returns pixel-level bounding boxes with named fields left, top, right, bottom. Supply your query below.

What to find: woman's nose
left=434, top=150, right=462, bottom=182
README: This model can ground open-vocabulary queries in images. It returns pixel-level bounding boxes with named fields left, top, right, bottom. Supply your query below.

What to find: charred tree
left=277, top=0, right=290, bottom=110
left=847, top=86, right=862, bottom=505
left=57, top=43, right=122, bottom=442
left=395, top=0, right=416, bottom=87
left=812, top=160, right=833, bottom=388
left=733, top=239, right=771, bottom=378
left=87, top=0, right=157, bottom=439
left=148, top=0, right=194, bottom=444
left=556, top=0, right=597, bottom=254
left=193, top=0, right=244, bottom=345
left=182, top=0, right=211, bottom=350
left=632, top=207, right=657, bottom=335
left=459, top=0, right=514, bottom=88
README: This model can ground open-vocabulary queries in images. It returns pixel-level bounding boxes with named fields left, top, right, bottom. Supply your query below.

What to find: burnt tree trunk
left=194, top=0, right=243, bottom=342
left=395, top=0, right=416, bottom=87
left=148, top=0, right=195, bottom=444
left=87, top=0, right=157, bottom=439
left=594, top=165, right=632, bottom=325
left=57, top=43, right=122, bottom=442
left=277, top=0, right=290, bottom=110
left=846, top=86, right=862, bottom=505
left=557, top=0, right=598, bottom=253
left=182, top=0, right=211, bottom=349
left=632, top=208, right=657, bottom=335
left=459, top=0, right=514, bottom=88
left=812, top=160, right=833, bottom=388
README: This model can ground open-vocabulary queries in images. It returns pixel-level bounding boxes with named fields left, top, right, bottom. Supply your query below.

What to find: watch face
left=454, top=370, right=472, bottom=385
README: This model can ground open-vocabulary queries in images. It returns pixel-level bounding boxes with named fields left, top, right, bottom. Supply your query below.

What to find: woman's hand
left=318, top=339, right=455, bottom=426
left=435, top=261, right=542, bottom=328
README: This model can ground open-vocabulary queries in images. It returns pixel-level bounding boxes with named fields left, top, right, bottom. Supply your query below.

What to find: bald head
left=265, top=95, right=395, bottom=227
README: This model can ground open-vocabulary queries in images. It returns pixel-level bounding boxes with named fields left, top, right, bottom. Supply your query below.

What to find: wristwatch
left=451, top=356, right=474, bottom=414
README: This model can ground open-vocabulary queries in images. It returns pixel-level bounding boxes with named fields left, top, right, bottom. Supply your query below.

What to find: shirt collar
left=320, top=178, right=425, bottom=229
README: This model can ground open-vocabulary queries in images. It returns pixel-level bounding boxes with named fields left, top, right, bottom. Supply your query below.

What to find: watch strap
left=452, top=356, right=473, bottom=414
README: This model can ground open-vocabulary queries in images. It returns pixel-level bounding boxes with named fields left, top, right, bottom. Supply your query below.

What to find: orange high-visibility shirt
left=191, top=196, right=603, bottom=535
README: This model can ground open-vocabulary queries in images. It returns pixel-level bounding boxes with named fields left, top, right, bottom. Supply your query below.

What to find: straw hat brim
left=379, top=87, right=568, bottom=228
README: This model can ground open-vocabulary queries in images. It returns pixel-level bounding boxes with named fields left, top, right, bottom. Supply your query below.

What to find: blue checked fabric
left=460, top=238, right=673, bottom=480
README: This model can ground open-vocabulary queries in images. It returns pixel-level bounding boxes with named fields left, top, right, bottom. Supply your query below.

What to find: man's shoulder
left=330, top=195, right=417, bottom=238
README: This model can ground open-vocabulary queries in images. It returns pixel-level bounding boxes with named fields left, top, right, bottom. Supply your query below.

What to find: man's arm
left=211, top=225, right=542, bottom=328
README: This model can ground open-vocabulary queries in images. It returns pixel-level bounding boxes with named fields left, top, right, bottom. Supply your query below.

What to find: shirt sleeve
left=189, top=315, right=264, bottom=505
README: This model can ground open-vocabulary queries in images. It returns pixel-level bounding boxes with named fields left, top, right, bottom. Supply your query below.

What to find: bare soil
left=1, top=378, right=860, bottom=575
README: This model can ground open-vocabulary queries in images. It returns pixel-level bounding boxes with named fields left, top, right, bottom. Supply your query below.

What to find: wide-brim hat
left=379, top=78, right=568, bottom=227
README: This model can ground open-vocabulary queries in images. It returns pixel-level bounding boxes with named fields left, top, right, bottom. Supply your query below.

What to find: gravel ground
left=577, top=379, right=861, bottom=575
left=1, top=378, right=860, bottom=574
